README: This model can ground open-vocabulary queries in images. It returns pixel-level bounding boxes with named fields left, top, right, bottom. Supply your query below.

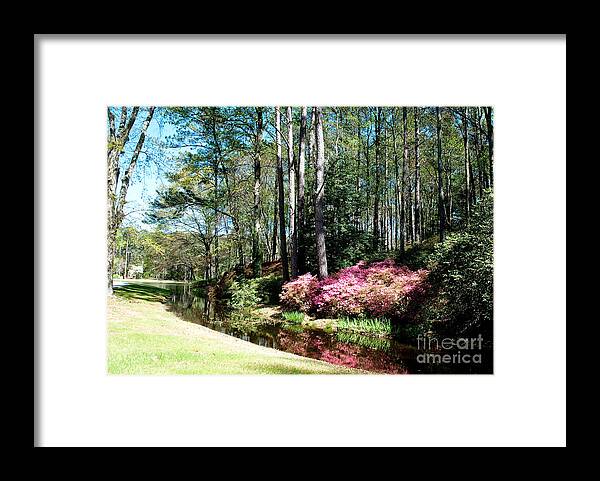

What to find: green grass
left=108, top=289, right=358, bottom=375
left=281, top=310, right=305, bottom=324
left=336, top=316, right=393, bottom=336
left=113, top=278, right=186, bottom=284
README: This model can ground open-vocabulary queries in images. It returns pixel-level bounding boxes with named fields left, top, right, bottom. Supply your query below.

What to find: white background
left=36, top=35, right=566, bottom=447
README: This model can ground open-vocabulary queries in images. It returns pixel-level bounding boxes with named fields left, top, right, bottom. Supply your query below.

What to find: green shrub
left=254, top=274, right=284, bottom=305
left=228, top=279, right=261, bottom=309
left=426, top=190, right=493, bottom=338
left=395, top=236, right=438, bottom=270
left=228, top=274, right=284, bottom=309
left=395, top=320, right=435, bottom=342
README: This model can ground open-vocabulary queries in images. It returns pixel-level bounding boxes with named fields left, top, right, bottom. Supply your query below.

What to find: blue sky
left=121, top=113, right=176, bottom=229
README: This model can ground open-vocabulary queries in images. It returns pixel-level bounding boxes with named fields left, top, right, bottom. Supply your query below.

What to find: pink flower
left=279, top=273, right=319, bottom=312
left=280, top=259, right=429, bottom=319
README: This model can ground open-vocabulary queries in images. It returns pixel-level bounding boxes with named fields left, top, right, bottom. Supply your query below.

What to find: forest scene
left=107, top=105, right=494, bottom=375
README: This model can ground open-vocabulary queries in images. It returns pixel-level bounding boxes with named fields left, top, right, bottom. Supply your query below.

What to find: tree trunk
left=474, top=107, right=485, bottom=198
left=446, top=161, right=452, bottom=230
left=275, top=107, right=289, bottom=281
left=484, top=106, right=494, bottom=187
left=309, top=107, right=316, bottom=165
left=462, top=107, right=471, bottom=226
left=107, top=228, right=117, bottom=294
left=365, top=111, right=370, bottom=234
left=297, top=106, right=307, bottom=274
left=414, top=107, right=422, bottom=243
left=408, top=116, right=415, bottom=246
left=124, top=234, right=129, bottom=279
left=467, top=108, right=476, bottom=206
left=436, top=107, right=446, bottom=242
left=373, top=107, right=381, bottom=250
left=114, top=107, right=155, bottom=227
left=287, top=107, right=298, bottom=277
left=382, top=114, right=389, bottom=249
left=210, top=108, right=221, bottom=278
left=355, top=109, right=361, bottom=230
left=272, top=176, right=278, bottom=262
left=400, top=107, right=407, bottom=253
left=213, top=168, right=220, bottom=278
left=252, top=107, right=263, bottom=277
left=314, top=107, right=328, bottom=279
left=107, top=106, right=152, bottom=295
left=392, top=109, right=400, bottom=250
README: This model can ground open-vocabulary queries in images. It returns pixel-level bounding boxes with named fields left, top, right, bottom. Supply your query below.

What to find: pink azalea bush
left=280, top=259, right=429, bottom=319
left=279, top=273, right=319, bottom=312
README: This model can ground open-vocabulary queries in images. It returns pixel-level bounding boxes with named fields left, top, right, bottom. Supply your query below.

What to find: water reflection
left=120, top=281, right=492, bottom=374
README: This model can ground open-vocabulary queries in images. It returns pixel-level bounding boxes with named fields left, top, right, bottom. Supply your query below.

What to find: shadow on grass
left=114, top=283, right=171, bottom=303
left=232, top=360, right=352, bottom=375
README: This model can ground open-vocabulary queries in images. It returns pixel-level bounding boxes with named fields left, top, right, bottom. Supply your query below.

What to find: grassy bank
left=112, top=278, right=186, bottom=284
left=107, top=290, right=358, bottom=375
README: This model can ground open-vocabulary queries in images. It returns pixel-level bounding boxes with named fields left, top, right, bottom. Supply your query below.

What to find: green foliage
left=328, top=230, right=377, bottom=271
left=336, top=316, right=393, bottom=336
left=119, top=107, right=494, bottom=291
left=228, top=274, right=284, bottom=309
left=426, top=190, right=493, bottom=337
left=228, top=279, right=261, bottom=309
left=301, top=209, right=378, bottom=273
left=394, top=320, right=436, bottom=342
left=282, top=311, right=305, bottom=324
left=255, top=274, right=284, bottom=304
left=395, top=236, right=438, bottom=270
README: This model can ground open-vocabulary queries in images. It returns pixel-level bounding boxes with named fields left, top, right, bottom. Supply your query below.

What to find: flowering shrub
left=280, top=259, right=428, bottom=319
left=279, top=273, right=319, bottom=312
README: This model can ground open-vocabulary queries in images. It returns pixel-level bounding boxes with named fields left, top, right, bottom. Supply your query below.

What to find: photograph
left=36, top=34, right=565, bottom=447
left=107, top=105, right=494, bottom=375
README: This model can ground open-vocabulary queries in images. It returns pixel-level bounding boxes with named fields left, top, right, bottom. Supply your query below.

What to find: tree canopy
left=108, top=106, right=493, bottom=285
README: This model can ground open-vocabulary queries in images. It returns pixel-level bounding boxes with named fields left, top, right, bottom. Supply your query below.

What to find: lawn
left=107, top=287, right=358, bottom=375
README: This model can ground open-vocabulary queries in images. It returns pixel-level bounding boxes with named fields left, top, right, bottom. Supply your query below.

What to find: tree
left=473, top=107, right=486, bottom=196
left=287, top=107, right=298, bottom=277
left=413, top=107, right=422, bottom=243
left=297, top=106, right=308, bottom=274
left=461, top=107, right=472, bottom=225
left=392, top=109, right=400, bottom=249
left=120, top=105, right=494, bottom=288
left=252, top=107, right=263, bottom=277
left=313, top=106, right=328, bottom=279
left=106, top=106, right=155, bottom=295
left=483, top=106, right=494, bottom=188
left=400, top=107, right=408, bottom=253
left=373, top=107, right=381, bottom=249
left=275, top=107, right=290, bottom=281
left=436, top=107, right=446, bottom=242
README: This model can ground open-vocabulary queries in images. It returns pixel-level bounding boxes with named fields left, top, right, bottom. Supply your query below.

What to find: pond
left=117, top=280, right=492, bottom=374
